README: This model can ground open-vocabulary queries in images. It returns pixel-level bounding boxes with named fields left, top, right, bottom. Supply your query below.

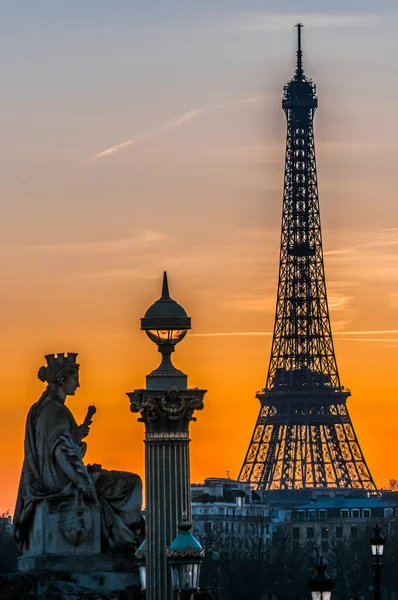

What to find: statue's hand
left=84, top=406, right=97, bottom=427
left=78, top=423, right=91, bottom=440
left=78, top=405, right=97, bottom=441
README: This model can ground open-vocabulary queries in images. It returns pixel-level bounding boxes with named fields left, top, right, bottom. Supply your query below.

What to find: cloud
left=192, top=329, right=398, bottom=339
left=239, top=13, right=383, bottom=32
left=328, top=295, right=351, bottom=309
left=192, top=331, right=272, bottom=337
left=340, top=339, right=398, bottom=343
left=0, top=230, right=173, bottom=256
left=336, top=329, right=398, bottom=336
left=86, top=97, right=264, bottom=164
left=324, top=236, right=398, bottom=258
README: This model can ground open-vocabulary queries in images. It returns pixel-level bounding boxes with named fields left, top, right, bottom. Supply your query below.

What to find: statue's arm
left=54, top=435, right=97, bottom=503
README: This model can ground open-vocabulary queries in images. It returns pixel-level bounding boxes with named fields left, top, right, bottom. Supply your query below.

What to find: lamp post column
left=370, top=524, right=386, bottom=600
left=372, top=556, right=383, bottom=600
left=128, top=273, right=206, bottom=600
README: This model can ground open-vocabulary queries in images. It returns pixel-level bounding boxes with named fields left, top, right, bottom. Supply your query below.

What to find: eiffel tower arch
left=239, top=25, right=376, bottom=491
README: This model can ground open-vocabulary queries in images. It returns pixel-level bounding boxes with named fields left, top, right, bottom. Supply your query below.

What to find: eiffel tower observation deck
left=239, top=25, right=376, bottom=491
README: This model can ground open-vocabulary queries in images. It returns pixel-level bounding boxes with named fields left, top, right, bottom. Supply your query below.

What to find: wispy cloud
left=0, top=230, right=173, bottom=255
left=86, top=97, right=264, bottom=164
left=324, top=237, right=398, bottom=257
left=192, top=331, right=272, bottom=338
left=340, top=338, right=398, bottom=343
left=192, top=329, right=398, bottom=338
left=336, top=329, right=398, bottom=336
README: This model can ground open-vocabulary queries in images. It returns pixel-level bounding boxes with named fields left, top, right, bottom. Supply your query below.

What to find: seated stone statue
left=14, top=353, right=143, bottom=559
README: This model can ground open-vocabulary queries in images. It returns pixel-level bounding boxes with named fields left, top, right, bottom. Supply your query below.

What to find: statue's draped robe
left=14, top=391, right=142, bottom=552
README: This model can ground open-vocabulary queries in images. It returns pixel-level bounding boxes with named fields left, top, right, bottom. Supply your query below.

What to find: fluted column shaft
left=146, top=434, right=190, bottom=600
left=128, top=387, right=205, bottom=600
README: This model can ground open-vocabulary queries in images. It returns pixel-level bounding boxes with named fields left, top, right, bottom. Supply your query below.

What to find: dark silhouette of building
left=239, top=25, right=375, bottom=491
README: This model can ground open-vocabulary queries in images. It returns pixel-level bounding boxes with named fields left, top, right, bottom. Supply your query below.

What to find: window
left=308, top=510, right=316, bottom=521
left=321, top=527, right=329, bottom=539
left=321, top=541, right=329, bottom=554
left=340, top=509, right=349, bottom=519
left=362, top=509, right=371, bottom=518
left=384, top=508, right=393, bottom=518
left=351, top=509, right=360, bottom=519
left=351, top=527, right=357, bottom=538
left=297, top=510, right=305, bottom=521
left=307, top=527, right=314, bottom=539
left=336, top=526, right=343, bottom=538
left=319, top=509, right=327, bottom=521
left=205, top=522, right=212, bottom=535
left=293, top=527, right=300, bottom=540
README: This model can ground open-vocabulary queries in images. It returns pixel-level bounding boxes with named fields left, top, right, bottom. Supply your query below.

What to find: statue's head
left=38, top=353, right=80, bottom=397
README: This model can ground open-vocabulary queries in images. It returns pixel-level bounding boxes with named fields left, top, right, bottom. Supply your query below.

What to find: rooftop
left=297, top=497, right=396, bottom=510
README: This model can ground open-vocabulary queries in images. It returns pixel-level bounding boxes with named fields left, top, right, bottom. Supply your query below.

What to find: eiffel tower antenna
left=239, top=25, right=376, bottom=491
left=296, top=22, right=304, bottom=78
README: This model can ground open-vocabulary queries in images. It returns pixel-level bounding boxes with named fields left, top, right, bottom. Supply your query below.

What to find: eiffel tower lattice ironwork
left=239, top=24, right=376, bottom=491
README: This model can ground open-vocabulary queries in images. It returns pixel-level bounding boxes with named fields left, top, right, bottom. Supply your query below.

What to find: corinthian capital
left=127, top=387, right=206, bottom=435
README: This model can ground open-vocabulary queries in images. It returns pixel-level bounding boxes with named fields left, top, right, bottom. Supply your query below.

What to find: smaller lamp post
left=136, top=539, right=146, bottom=592
left=167, top=516, right=205, bottom=600
left=370, top=524, right=385, bottom=600
left=309, top=556, right=333, bottom=600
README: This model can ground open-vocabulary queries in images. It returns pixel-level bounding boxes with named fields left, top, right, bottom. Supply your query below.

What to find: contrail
left=86, top=97, right=263, bottom=164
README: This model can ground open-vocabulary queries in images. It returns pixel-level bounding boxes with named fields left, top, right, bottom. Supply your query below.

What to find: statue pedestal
left=16, top=500, right=140, bottom=596
left=1, top=569, right=141, bottom=599
left=16, top=554, right=140, bottom=596
left=17, top=552, right=137, bottom=573
left=23, top=497, right=101, bottom=556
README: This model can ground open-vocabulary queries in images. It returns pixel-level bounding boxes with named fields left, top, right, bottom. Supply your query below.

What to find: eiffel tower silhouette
left=239, top=25, right=376, bottom=491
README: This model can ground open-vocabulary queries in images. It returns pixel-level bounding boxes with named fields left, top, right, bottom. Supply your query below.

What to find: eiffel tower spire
left=295, top=22, right=304, bottom=79
left=239, top=26, right=376, bottom=491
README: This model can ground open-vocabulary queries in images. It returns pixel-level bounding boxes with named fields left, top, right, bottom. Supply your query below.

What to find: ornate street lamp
left=167, top=516, right=205, bottom=600
left=370, top=524, right=385, bottom=558
left=309, top=557, right=333, bottom=600
left=136, top=539, right=146, bottom=591
left=370, top=524, right=385, bottom=600
left=140, top=270, right=191, bottom=390
left=128, top=272, right=206, bottom=600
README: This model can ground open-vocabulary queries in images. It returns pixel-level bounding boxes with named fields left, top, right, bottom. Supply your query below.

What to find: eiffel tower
left=239, top=24, right=376, bottom=491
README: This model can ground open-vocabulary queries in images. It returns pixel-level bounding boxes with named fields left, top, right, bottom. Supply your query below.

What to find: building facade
left=192, top=480, right=398, bottom=556
left=192, top=478, right=274, bottom=545
left=289, top=493, right=398, bottom=556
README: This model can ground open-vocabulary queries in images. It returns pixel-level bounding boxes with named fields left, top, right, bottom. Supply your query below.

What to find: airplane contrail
left=86, top=97, right=263, bottom=164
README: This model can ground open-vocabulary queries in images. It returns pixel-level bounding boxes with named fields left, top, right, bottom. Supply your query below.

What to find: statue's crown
left=45, top=353, right=78, bottom=367
left=38, top=352, right=79, bottom=384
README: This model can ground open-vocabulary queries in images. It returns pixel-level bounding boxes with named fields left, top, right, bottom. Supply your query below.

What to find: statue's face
left=63, top=373, right=80, bottom=396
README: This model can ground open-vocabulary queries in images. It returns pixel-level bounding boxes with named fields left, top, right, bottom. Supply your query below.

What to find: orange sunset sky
left=1, top=3, right=398, bottom=513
